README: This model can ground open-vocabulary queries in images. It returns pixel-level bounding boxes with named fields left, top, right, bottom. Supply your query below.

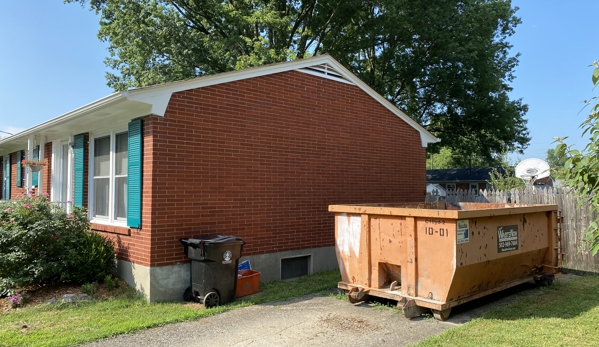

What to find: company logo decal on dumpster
left=497, top=225, right=519, bottom=253
left=223, top=250, right=233, bottom=264
left=457, top=220, right=469, bottom=244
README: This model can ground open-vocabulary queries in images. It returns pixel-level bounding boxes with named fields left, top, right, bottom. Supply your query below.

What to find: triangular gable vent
left=297, top=63, right=353, bottom=85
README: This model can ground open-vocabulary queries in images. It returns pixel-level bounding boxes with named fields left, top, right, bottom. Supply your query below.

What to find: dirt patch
left=0, top=279, right=129, bottom=314
left=320, top=313, right=381, bottom=331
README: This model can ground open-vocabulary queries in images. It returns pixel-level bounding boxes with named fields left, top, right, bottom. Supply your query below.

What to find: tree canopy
left=67, top=0, right=530, bottom=161
left=426, top=147, right=510, bottom=170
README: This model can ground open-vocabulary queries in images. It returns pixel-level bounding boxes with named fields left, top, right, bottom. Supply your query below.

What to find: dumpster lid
left=180, top=235, right=244, bottom=246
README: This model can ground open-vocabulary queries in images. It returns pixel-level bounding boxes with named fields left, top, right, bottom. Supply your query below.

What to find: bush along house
left=0, top=55, right=438, bottom=302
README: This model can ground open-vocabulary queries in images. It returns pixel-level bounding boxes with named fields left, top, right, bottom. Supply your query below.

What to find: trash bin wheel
left=432, top=308, right=452, bottom=321
left=183, top=287, right=194, bottom=302
left=203, top=291, right=220, bottom=308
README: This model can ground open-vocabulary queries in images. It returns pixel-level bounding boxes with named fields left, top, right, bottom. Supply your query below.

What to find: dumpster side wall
left=335, top=207, right=559, bottom=308
left=445, top=212, right=556, bottom=301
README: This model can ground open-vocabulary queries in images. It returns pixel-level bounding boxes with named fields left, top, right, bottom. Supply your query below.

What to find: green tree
left=67, top=0, right=529, bottom=162
left=554, top=60, right=599, bottom=254
left=546, top=148, right=567, bottom=179
left=427, top=147, right=510, bottom=169
left=546, top=148, right=567, bottom=168
left=487, top=165, right=524, bottom=191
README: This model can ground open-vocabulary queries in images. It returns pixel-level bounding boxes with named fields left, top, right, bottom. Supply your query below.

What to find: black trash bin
left=180, top=235, right=245, bottom=308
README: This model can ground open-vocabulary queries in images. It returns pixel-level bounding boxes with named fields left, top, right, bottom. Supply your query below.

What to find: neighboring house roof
left=0, top=55, right=439, bottom=155
left=427, top=167, right=554, bottom=187
left=426, top=167, right=506, bottom=183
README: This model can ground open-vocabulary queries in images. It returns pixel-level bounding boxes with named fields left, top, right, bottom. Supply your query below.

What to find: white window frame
left=470, top=183, right=479, bottom=195
left=446, top=183, right=456, bottom=191
left=88, top=128, right=128, bottom=225
left=51, top=138, right=73, bottom=213
left=2, top=155, right=10, bottom=200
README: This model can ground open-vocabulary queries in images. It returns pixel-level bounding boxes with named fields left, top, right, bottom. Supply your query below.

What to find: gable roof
left=0, top=55, right=438, bottom=154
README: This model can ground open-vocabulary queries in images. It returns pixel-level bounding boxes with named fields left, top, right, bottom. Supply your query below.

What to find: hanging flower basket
left=22, top=159, right=46, bottom=172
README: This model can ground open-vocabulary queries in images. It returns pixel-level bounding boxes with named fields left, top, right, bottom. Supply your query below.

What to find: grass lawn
left=0, top=270, right=341, bottom=347
left=414, top=275, right=599, bottom=347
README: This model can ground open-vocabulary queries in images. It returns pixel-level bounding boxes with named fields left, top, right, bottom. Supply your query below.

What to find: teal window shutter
left=127, top=119, right=142, bottom=228
left=3, top=155, right=10, bottom=200
left=32, top=146, right=39, bottom=186
left=73, top=134, right=85, bottom=207
left=16, top=151, right=22, bottom=187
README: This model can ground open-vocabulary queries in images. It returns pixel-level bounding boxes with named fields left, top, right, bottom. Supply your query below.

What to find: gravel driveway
left=84, top=275, right=577, bottom=347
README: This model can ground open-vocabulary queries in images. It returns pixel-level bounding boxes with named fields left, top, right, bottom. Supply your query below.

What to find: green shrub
left=0, top=194, right=115, bottom=295
left=67, top=231, right=116, bottom=284
left=104, top=275, right=119, bottom=291
left=81, top=282, right=98, bottom=296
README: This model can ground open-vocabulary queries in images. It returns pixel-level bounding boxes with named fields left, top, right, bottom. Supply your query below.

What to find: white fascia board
left=1, top=55, right=439, bottom=155
left=124, top=55, right=344, bottom=116
left=0, top=93, right=153, bottom=155
left=125, top=55, right=439, bottom=147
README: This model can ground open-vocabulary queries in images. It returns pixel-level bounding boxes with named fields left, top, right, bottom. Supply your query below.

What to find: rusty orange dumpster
left=329, top=202, right=561, bottom=320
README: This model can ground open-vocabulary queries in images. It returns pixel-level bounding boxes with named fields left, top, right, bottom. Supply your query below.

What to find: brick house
left=0, top=55, right=438, bottom=301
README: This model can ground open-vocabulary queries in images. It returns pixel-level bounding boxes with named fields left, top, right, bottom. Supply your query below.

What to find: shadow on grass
left=480, top=275, right=599, bottom=320
left=231, top=270, right=342, bottom=307
left=320, top=274, right=599, bottom=322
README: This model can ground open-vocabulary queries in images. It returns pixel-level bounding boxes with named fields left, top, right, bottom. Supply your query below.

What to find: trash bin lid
left=180, top=234, right=244, bottom=246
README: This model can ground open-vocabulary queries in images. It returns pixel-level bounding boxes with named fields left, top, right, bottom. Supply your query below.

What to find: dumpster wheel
left=432, top=308, right=452, bottom=321
left=202, top=291, right=220, bottom=308
left=534, top=273, right=555, bottom=287
left=347, top=287, right=368, bottom=304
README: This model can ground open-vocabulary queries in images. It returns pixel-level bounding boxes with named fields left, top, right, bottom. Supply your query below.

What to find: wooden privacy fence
left=426, top=186, right=599, bottom=273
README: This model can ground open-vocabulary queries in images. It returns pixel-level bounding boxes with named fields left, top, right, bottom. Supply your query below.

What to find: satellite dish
left=515, top=158, right=551, bottom=184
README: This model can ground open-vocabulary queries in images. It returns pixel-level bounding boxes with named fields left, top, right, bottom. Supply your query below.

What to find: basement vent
left=281, top=255, right=311, bottom=280
left=298, top=64, right=353, bottom=84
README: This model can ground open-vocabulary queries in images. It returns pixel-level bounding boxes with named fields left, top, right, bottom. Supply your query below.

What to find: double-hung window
left=92, top=131, right=128, bottom=223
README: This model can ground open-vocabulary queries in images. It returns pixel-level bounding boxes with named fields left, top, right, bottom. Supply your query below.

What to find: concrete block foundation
left=117, top=246, right=338, bottom=302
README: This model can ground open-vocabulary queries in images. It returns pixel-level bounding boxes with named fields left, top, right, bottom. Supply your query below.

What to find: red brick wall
left=143, top=70, right=426, bottom=267
left=42, top=143, right=52, bottom=196
left=5, top=146, right=52, bottom=199
left=10, top=151, right=26, bottom=199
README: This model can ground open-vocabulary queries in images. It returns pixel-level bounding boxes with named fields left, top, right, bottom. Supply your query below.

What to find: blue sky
left=1, top=1, right=597, bottom=165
